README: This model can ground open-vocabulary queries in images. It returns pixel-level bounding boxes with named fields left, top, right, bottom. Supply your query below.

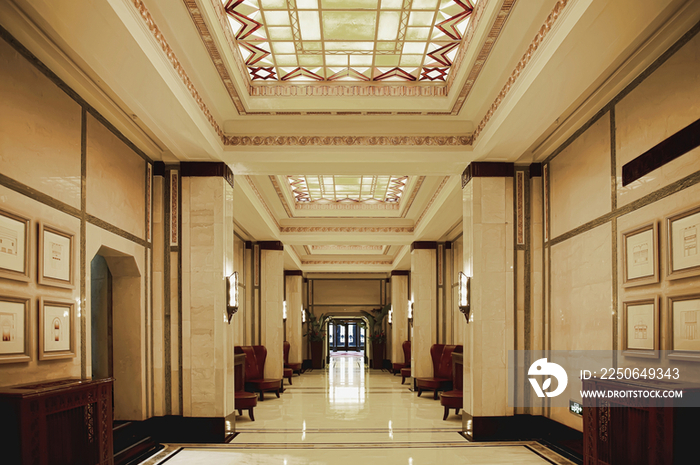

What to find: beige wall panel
left=0, top=187, right=80, bottom=385
left=0, top=39, right=81, bottom=209
left=86, top=114, right=145, bottom=239
left=616, top=182, right=700, bottom=383
left=550, top=113, right=612, bottom=238
left=313, top=279, right=382, bottom=306
left=617, top=33, right=700, bottom=206
left=550, top=223, right=612, bottom=431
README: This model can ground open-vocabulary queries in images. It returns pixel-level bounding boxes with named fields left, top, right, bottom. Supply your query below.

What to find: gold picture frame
left=38, top=297, right=75, bottom=360
left=666, top=204, right=700, bottom=280
left=0, top=294, right=31, bottom=364
left=38, top=222, right=74, bottom=289
left=622, top=296, right=659, bottom=359
left=0, top=208, right=31, bottom=283
left=622, top=222, right=659, bottom=287
left=667, top=293, right=700, bottom=362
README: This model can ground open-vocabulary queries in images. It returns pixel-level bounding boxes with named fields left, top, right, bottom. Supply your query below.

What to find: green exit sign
left=569, top=399, right=583, bottom=416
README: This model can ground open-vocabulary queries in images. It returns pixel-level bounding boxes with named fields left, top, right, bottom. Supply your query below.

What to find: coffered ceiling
left=4, top=0, right=699, bottom=272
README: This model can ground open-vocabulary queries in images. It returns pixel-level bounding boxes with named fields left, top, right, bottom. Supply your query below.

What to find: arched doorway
left=90, top=246, right=143, bottom=421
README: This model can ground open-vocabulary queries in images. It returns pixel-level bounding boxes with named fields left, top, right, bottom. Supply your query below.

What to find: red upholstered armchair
left=392, top=341, right=411, bottom=375
left=234, top=345, right=282, bottom=401
left=283, top=341, right=303, bottom=375
left=415, top=344, right=463, bottom=399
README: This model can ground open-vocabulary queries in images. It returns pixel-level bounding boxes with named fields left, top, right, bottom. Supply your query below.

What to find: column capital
left=181, top=161, right=234, bottom=188
left=259, top=241, right=284, bottom=250
left=461, top=162, right=514, bottom=188
left=410, top=241, right=437, bottom=252
left=529, top=163, right=542, bottom=177
left=284, top=270, right=303, bottom=277
left=390, top=270, right=410, bottom=276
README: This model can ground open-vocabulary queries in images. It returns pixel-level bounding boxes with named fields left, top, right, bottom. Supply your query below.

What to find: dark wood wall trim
left=153, top=162, right=166, bottom=177
left=462, top=162, right=515, bottom=188
left=180, top=162, right=234, bottom=189
left=245, top=241, right=253, bottom=249
left=391, top=270, right=410, bottom=276
left=284, top=270, right=303, bottom=276
left=259, top=241, right=284, bottom=251
left=622, top=118, right=700, bottom=186
left=529, top=163, right=542, bottom=178
left=410, top=241, right=438, bottom=251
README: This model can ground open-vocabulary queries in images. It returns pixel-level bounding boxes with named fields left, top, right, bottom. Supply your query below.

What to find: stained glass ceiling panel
left=223, top=0, right=477, bottom=82
left=288, top=175, right=408, bottom=203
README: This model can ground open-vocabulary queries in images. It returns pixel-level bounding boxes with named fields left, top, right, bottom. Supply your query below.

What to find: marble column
left=410, top=243, right=438, bottom=379
left=180, top=164, right=236, bottom=428
left=461, top=163, right=515, bottom=440
left=260, top=243, right=284, bottom=380
left=285, top=272, right=303, bottom=367
left=390, top=272, right=409, bottom=367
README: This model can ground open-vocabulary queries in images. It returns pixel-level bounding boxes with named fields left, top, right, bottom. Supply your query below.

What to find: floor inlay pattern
left=143, top=355, right=577, bottom=464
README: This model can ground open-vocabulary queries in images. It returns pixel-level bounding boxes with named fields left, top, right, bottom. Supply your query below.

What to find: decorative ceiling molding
left=449, top=0, right=516, bottom=114
left=182, top=0, right=246, bottom=114
left=311, top=245, right=385, bottom=252
left=301, top=260, right=393, bottom=265
left=243, top=175, right=281, bottom=228
left=400, top=176, right=425, bottom=218
left=414, top=175, right=450, bottom=228
left=473, top=0, right=570, bottom=141
left=280, top=226, right=414, bottom=233
left=129, top=0, right=226, bottom=134
left=295, top=202, right=400, bottom=211
left=269, top=175, right=294, bottom=217
left=225, top=135, right=472, bottom=146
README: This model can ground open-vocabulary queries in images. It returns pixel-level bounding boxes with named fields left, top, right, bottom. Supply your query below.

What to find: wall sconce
left=388, top=306, right=393, bottom=325
left=302, top=307, right=306, bottom=323
left=226, top=271, right=239, bottom=323
left=283, top=301, right=287, bottom=320
left=458, top=272, right=471, bottom=323
left=408, top=300, right=413, bottom=323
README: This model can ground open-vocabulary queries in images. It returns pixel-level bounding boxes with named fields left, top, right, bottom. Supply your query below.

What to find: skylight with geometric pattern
left=288, top=175, right=408, bottom=203
left=223, top=0, right=476, bottom=82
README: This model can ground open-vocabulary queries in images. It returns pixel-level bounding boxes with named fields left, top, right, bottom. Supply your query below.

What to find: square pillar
left=461, top=162, right=515, bottom=440
left=285, top=272, right=303, bottom=366
left=410, top=242, right=438, bottom=379
left=180, top=162, right=236, bottom=440
left=260, top=242, right=284, bottom=379
left=390, top=272, right=409, bottom=366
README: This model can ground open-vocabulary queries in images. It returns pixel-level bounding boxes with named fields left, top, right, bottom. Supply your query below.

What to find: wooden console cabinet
left=0, top=378, right=114, bottom=465
left=582, top=377, right=699, bottom=465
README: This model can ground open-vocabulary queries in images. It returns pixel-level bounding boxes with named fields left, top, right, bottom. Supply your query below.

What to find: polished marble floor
left=143, top=355, right=575, bottom=464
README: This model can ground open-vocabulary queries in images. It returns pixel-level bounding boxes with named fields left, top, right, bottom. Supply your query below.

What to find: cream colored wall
left=312, top=279, right=382, bottom=306
left=285, top=275, right=303, bottom=365
left=232, top=234, right=247, bottom=345
left=411, top=248, right=437, bottom=379
left=451, top=237, right=465, bottom=346
left=86, top=114, right=146, bottom=240
left=550, top=113, right=612, bottom=239
left=0, top=33, right=152, bottom=418
left=0, top=39, right=81, bottom=210
left=542, top=29, right=700, bottom=432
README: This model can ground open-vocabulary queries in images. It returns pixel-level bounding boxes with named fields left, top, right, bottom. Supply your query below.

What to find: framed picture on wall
left=622, top=222, right=659, bottom=287
left=667, top=294, right=700, bottom=361
left=622, top=297, right=659, bottom=358
left=0, top=294, right=31, bottom=363
left=667, top=205, right=700, bottom=280
left=0, top=208, right=31, bottom=283
left=38, top=223, right=74, bottom=289
left=38, top=297, right=75, bottom=360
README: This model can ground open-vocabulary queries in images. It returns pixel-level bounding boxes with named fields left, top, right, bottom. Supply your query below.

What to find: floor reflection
left=328, top=355, right=365, bottom=413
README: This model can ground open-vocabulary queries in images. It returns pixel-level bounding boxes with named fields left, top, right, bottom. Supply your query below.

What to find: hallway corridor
left=142, top=356, right=575, bottom=464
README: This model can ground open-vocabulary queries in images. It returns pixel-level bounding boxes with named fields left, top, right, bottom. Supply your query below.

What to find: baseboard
left=463, top=414, right=582, bottom=463
left=145, top=415, right=227, bottom=444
